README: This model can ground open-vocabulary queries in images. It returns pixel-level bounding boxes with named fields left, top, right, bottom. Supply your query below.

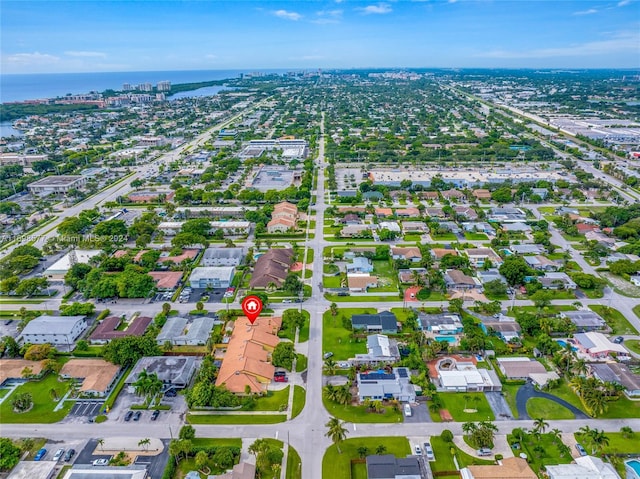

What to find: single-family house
left=418, top=313, right=463, bottom=335
left=540, top=272, right=577, bottom=290
left=590, top=362, right=640, bottom=398
left=356, top=367, right=416, bottom=402
left=347, top=256, right=374, bottom=274
left=573, top=332, right=629, bottom=359
left=366, top=455, right=421, bottom=479
left=560, top=310, right=606, bottom=332
left=347, top=274, right=379, bottom=292
left=461, top=457, right=537, bottom=479
left=351, top=311, right=398, bottom=334
left=350, top=334, right=400, bottom=365
left=464, top=248, right=502, bottom=267
left=391, top=247, right=422, bottom=262
left=444, top=270, right=482, bottom=290
left=524, top=255, right=560, bottom=271
left=546, top=456, right=621, bottom=479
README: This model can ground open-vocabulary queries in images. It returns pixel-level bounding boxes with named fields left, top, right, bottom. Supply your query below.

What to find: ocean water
left=0, top=69, right=286, bottom=103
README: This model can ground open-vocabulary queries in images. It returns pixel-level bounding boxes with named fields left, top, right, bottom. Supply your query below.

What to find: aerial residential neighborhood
left=1, top=6, right=640, bottom=477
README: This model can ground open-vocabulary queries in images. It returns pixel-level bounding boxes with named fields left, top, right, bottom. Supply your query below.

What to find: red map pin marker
left=241, top=295, right=263, bottom=324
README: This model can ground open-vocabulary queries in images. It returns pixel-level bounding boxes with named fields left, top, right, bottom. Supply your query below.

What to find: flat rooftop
left=28, top=175, right=83, bottom=186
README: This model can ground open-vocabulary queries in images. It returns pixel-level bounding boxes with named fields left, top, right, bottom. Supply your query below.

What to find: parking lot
left=69, top=400, right=104, bottom=418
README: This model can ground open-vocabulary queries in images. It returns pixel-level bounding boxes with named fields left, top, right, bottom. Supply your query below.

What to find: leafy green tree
left=181, top=219, right=211, bottom=237
left=103, top=335, right=161, bottom=366
left=483, top=279, right=507, bottom=297
left=2, top=336, right=20, bottom=357
left=282, top=274, right=303, bottom=295
left=179, top=425, right=196, bottom=440
left=64, top=263, right=92, bottom=288
left=15, top=277, right=48, bottom=297
left=499, top=255, right=531, bottom=286
left=11, top=392, right=33, bottom=412
left=272, top=342, right=296, bottom=371
left=0, top=438, right=21, bottom=471
left=0, top=276, right=20, bottom=293
left=94, top=219, right=128, bottom=238
left=60, top=302, right=95, bottom=316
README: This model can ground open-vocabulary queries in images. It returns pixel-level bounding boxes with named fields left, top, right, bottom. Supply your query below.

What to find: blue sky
left=1, top=0, right=639, bottom=73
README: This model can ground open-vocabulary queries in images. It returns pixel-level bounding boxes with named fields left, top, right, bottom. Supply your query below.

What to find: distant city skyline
left=1, top=0, right=639, bottom=74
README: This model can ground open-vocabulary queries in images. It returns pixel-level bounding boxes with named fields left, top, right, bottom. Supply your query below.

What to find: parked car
left=575, top=444, right=587, bottom=456
left=124, top=410, right=133, bottom=421
left=133, top=411, right=141, bottom=421
left=477, top=448, right=492, bottom=456
left=274, top=370, right=286, bottom=377
left=274, top=375, right=288, bottom=383
left=404, top=404, right=412, bottom=417
left=64, top=449, right=76, bottom=462
left=151, top=409, right=160, bottom=421
left=34, top=448, right=47, bottom=461
left=53, top=448, right=65, bottom=461
left=93, top=459, right=109, bottom=466
left=164, top=389, right=177, bottom=398
left=414, top=445, right=422, bottom=455
left=282, top=299, right=292, bottom=303
left=424, top=442, right=435, bottom=461
left=323, top=352, right=334, bottom=359
left=613, top=336, right=624, bottom=344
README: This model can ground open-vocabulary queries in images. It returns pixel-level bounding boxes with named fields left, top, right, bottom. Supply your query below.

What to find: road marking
left=275, top=431, right=279, bottom=439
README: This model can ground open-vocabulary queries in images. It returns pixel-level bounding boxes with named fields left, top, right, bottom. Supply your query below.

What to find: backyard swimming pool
left=556, top=340, right=577, bottom=351
left=625, top=459, right=640, bottom=479
left=435, top=336, right=457, bottom=343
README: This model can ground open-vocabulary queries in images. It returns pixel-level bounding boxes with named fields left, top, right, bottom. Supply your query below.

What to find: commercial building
left=351, top=311, right=398, bottom=334
left=250, top=165, right=296, bottom=191
left=241, top=138, right=308, bottom=159
left=188, top=266, right=235, bottom=288
left=89, top=315, right=152, bottom=344
left=20, top=315, right=86, bottom=346
left=127, top=190, right=175, bottom=203
left=27, top=175, right=87, bottom=196
left=546, top=456, right=621, bottom=479
left=201, top=247, right=245, bottom=266
left=216, top=316, right=281, bottom=394
left=44, top=249, right=102, bottom=281
left=249, top=249, right=293, bottom=289
left=61, top=465, right=148, bottom=479
left=156, top=316, right=215, bottom=346
left=59, top=359, right=121, bottom=397
left=267, top=201, right=299, bottom=233
left=126, top=356, right=199, bottom=390
left=365, top=455, right=421, bottom=479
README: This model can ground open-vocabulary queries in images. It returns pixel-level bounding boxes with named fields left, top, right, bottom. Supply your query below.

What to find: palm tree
left=336, top=385, right=352, bottom=406
left=138, top=438, right=151, bottom=451
left=584, top=389, right=608, bottom=417
left=533, top=417, right=549, bottom=435
left=572, top=358, right=587, bottom=376
left=325, top=417, right=348, bottom=453
left=590, top=429, right=609, bottom=454
left=97, top=438, right=105, bottom=452
left=550, top=428, right=562, bottom=445
left=330, top=303, right=338, bottom=316
left=324, top=385, right=338, bottom=403
left=463, top=394, right=471, bottom=410
left=462, top=422, right=477, bottom=436
left=569, top=376, right=586, bottom=396
left=133, top=369, right=150, bottom=398
left=324, top=358, right=337, bottom=376
left=375, top=444, right=387, bottom=455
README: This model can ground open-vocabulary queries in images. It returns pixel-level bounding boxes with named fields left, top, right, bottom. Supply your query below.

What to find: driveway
left=404, top=402, right=432, bottom=423
left=515, top=382, right=589, bottom=420
left=485, top=391, right=513, bottom=420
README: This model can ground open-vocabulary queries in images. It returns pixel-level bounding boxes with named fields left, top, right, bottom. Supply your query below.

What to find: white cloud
left=477, top=31, right=640, bottom=59
left=273, top=9, right=302, bottom=20
left=573, top=8, right=598, bottom=15
left=313, top=9, right=343, bottom=23
left=204, top=54, right=218, bottom=60
left=64, top=50, right=106, bottom=58
left=4, top=52, right=60, bottom=65
left=358, top=3, right=392, bottom=14
left=618, top=0, right=631, bottom=6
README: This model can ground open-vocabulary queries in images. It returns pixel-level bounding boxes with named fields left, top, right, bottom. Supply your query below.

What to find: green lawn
left=252, top=387, right=290, bottom=411
left=625, top=339, right=640, bottom=355
left=501, top=384, right=521, bottom=419
left=291, top=386, right=306, bottom=419
left=296, top=354, right=308, bottom=372
left=325, top=294, right=404, bottom=303
left=286, top=445, right=302, bottom=479
left=508, top=432, right=573, bottom=475
left=322, top=437, right=410, bottom=479
left=574, top=432, right=640, bottom=455
left=322, top=308, right=373, bottom=360
left=634, top=304, right=640, bottom=319
left=429, top=436, right=493, bottom=474
left=403, top=234, right=422, bottom=242
left=589, top=305, right=638, bottom=335
left=581, top=288, right=605, bottom=299
left=432, top=233, right=457, bottom=240
left=547, top=380, right=640, bottom=419
left=323, top=275, right=343, bottom=288
left=437, top=392, right=495, bottom=422
left=191, top=438, right=242, bottom=448
left=464, top=232, right=488, bottom=240
left=322, top=396, right=403, bottom=423
left=0, top=374, right=72, bottom=423
left=546, top=382, right=585, bottom=411
left=187, top=414, right=287, bottom=424
left=526, top=397, right=575, bottom=420
left=298, top=310, right=310, bottom=343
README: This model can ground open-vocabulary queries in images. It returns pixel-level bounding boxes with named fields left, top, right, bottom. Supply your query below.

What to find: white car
left=424, top=442, right=435, bottom=461
left=414, top=445, right=422, bottom=455
left=93, top=459, right=109, bottom=466
left=53, top=448, right=65, bottom=461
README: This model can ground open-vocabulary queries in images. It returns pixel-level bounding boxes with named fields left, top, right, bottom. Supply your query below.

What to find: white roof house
left=547, top=456, right=621, bottom=479
left=188, top=266, right=235, bottom=288
left=573, top=332, right=629, bottom=359
left=44, top=249, right=101, bottom=280
left=20, top=315, right=86, bottom=346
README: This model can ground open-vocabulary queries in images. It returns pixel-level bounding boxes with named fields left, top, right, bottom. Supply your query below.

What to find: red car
left=274, top=375, right=288, bottom=383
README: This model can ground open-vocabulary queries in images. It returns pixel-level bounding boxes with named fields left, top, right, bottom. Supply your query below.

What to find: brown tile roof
left=267, top=217, right=296, bottom=229
left=442, top=189, right=464, bottom=198
left=90, top=315, right=152, bottom=341
left=59, top=359, right=121, bottom=394
left=472, top=189, right=492, bottom=199
left=391, top=247, right=422, bottom=259
left=431, top=248, right=458, bottom=259
left=133, top=250, right=149, bottom=262
left=148, top=271, right=183, bottom=290
left=159, top=248, right=199, bottom=264
left=250, top=249, right=293, bottom=288
left=0, top=359, right=44, bottom=383
left=466, top=457, right=536, bottom=479
left=215, top=316, right=282, bottom=394
left=375, top=208, right=393, bottom=217
left=113, top=250, right=129, bottom=258
left=347, top=274, right=378, bottom=289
